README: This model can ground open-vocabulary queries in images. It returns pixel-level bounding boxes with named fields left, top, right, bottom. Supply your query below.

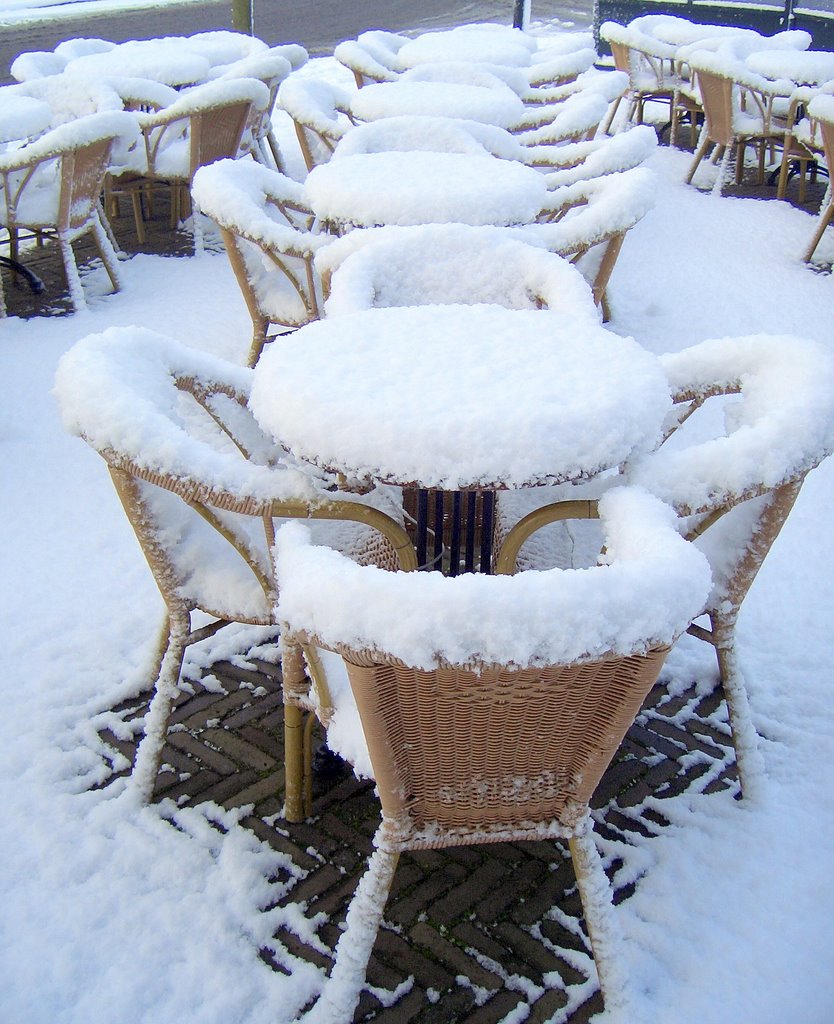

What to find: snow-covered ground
left=2, top=35, right=834, bottom=1024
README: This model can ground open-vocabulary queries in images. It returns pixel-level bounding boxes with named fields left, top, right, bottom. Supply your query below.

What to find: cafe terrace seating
left=801, top=93, right=834, bottom=263
left=191, top=159, right=331, bottom=366
left=277, top=77, right=355, bottom=172
left=273, top=488, right=712, bottom=1018
left=107, top=77, right=269, bottom=247
left=0, top=111, right=137, bottom=316
left=626, top=333, right=834, bottom=794
left=53, top=327, right=413, bottom=804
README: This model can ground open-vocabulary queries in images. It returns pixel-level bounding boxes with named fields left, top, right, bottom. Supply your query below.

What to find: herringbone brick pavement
left=93, top=632, right=739, bottom=1024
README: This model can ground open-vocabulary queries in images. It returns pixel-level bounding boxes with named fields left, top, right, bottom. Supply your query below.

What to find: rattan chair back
left=802, top=94, right=834, bottom=263
left=277, top=77, right=355, bottom=172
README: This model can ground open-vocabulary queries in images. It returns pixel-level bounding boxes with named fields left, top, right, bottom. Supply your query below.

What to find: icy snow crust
left=276, top=487, right=712, bottom=670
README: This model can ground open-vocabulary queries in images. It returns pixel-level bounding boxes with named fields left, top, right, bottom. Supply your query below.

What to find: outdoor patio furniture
left=684, top=51, right=792, bottom=193
left=277, top=76, right=356, bottom=172
left=53, top=37, right=116, bottom=60
left=249, top=302, right=671, bottom=574
left=775, top=84, right=831, bottom=203
left=9, top=49, right=67, bottom=82
left=537, top=124, right=657, bottom=188
left=273, top=486, right=712, bottom=1017
left=107, top=77, right=269, bottom=246
left=62, top=38, right=212, bottom=88
left=517, top=165, right=657, bottom=318
left=349, top=77, right=526, bottom=129
left=210, top=49, right=295, bottom=171
left=801, top=93, right=834, bottom=263
left=627, top=333, right=834, bottom=795
left=329, top=113, right=526, bottom=162
left=302, top=149, right=548, bottom=230
left=191, top=158, right=332, bottom=366
left=395, top=23, right=537, bottom=70
left=514, top=89, right=612, bottom=149
left=599, top=21, right=680, bottom=133
left=1, top=111, right=137, bottom=316
left=318, top=221, right=600, bottom=323
left=53, top=326, right=413, bottom=804
left=334, top=30, right=410, bottom=88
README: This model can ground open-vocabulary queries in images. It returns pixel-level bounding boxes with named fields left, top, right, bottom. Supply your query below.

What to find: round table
left=396, top=26, right=536, bottom=69
left=0, top=93, right=52, bottom=145
left=65, top=40, right=211, bottom=88
left=303, top=150, right=547, bottom=228
left=250, top=304, right=671, bottom=491
left=350, top=80, right=525, bottom=128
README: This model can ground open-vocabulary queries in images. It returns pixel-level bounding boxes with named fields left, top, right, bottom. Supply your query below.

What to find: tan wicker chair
left=600, top=21, right=680, bottom=132
left=192, top=159, right=332, bottom=366
left=276, top=77, right=355, bottom=172
left=316, top=221, right=599, bottom=323
left=775, top=85, right=830, bottom=204
left=107, top=77, right=269, bottom=245
left=274, top=487, right=711, bottom=1018
left=519, top=165, right=657, bottom=319
left=801, top=93, right=834, bottom=264
left=684, top=53, right=790, bottom=193
left=626, top=334, right=834, bottom=795
left=333, top=30, right=408, bottom=88
left=54, top=326, right=413, bottom=804
left=1, top=111, right=136, bottom=316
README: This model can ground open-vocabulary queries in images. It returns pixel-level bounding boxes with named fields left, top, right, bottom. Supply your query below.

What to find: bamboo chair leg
left=303, top=711, right=316, bottom=816
left=283, top=702, right=306, bottom=822
left=803, top=200, right=834, bottom=263
left=58, top=236, right=87, bottom=312
left=131, top=190, right=146, bottom=244
left=304, top=841, right=400, bottom=1024
left=128, top=610, right=190, bottom=803
left=91, top=214, right=123, bottom=293
left=776, top=146, right=792, bottom=199
left=714, top=633, right=765, bottom=799
left=685, top=129, right=712, bottom=185
left=568, top=825, right=630, bottom=1009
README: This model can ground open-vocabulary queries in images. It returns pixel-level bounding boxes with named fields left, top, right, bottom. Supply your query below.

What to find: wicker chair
left=1, top=111, right=136, bottom=316
left=192, top=159, right=331, bottom=366
left=107, top=77, right=269, bottom=246
left=626, top=333, right=834, bottom=795
left=775, top=84, right=831, bottom=205
left=684, top=52, right=790, bottom=193
left=276, top=77, right=355, bottom=172
left=54, top=326, right=413, bottom=804
left=274, top=487, right=711, bottom=1018
left=537, top=124, right=657, bottom=188
left=801, top=93, right=834, bottom=264
left=599, top=21, right=680, bottom=133
left=519, top=165, right=657, bottom=319
left=317, top=221, right=599, bottom=323
left=334, top=30, right=408, bottom=88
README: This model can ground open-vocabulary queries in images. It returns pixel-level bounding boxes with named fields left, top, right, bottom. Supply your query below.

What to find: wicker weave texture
left=344, top=647, right=669, bottom=844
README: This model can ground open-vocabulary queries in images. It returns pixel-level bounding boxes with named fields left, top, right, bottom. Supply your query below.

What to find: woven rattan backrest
left=60, top=137, right=114, bottom=230
left=188, top=100, right=251, bottom=179
left=341, top=645, right=669, bottom=845
left=695, top=67, right=735, bottom=147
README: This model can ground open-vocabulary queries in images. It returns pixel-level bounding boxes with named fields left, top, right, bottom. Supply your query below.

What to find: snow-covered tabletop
left=396, top=25, right=537, bottom=69
left=745, top=48, right=834, bottom=86
left=0, top=92, right=52, bottom=143
left=64, top=40, right=211, bottom=88
left=249, top=304, right=671, bottom=490
left=303, top=150, right=547, bottom=228
left=350, top=79, right=525, bottom=128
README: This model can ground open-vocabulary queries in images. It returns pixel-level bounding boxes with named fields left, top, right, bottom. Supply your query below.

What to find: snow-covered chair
left=626, top=334, right=834, bottom=795
left=523, top=45, right=597, bottom=102
left=182, top=29, right=267, bottom=66
left=801, top=93, right=834, bottom=264
left=331, top=113, right=525, bottom=161
left=774, top=83, right=832, bottom=205
left=334, top=30, right=409, bottom=88
left=538, top=124, right=657, bottom=188
left=107, top=77, right=269, bottom=245
left=192, top=158, right=332, bottom=365
left=211, top=49, right=295, bottom=171
left=518, top=165, right=656, bottom=319
left=53, top=37, right=116, bottom=60
left=0, top=111, right=137, bottom=316
left=9, top=49, right=67, bottom=82
left=53, top=326, right=412, bottom=804
left=684, top=51, right=792, bottom=193
left=600, top=21, right=680, bottom=132
left=277, top=77, right=355, bottom=172
left=318, top=222, right=600, bottom=325
left=274, top=487, right=711, bottom=1019
left=514, top=90, right=611, bottom=150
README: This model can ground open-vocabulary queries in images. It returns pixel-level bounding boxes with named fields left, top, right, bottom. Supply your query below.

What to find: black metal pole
left=512, top=0, right=526, bottom=30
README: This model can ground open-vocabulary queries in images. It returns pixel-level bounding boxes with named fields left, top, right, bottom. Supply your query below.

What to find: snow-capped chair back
left=274, top=486, right=710, bottom=1021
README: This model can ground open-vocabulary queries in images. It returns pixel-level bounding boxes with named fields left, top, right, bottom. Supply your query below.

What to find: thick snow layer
left=1, top=27, right=834, bottom=1024
left=275, top=487, right=712, bottom=670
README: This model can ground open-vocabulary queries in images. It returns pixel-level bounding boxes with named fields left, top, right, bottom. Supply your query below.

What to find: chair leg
left=303, top=840, right=400, bottom=1024
left=128, top=610, right=189, bottom=804
left=685, top=128, right=712, bottom=185
left=58, top=236, right=87, bottom=312
left=131, top=189, right=147, bottom=244
left=283, top=702, right=306, bottom=822
left=91, top=214, right=123, bottom=293
left=713, top=631, right=765, bottom=799
left=803, top=200, right=834, bottom=263
left=568, top=823, right=630, bottom=1010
